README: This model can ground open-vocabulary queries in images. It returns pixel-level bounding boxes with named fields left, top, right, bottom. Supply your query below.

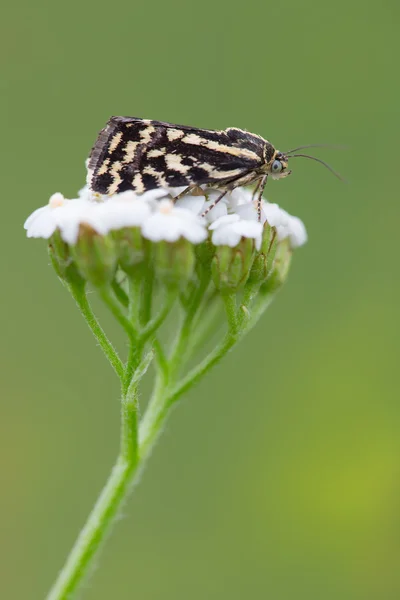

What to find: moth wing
left=88, top=117, right=263, bottom=195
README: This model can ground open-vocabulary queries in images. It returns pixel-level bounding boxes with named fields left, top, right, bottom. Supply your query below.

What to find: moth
left=88, top=116, right=339, bottom=217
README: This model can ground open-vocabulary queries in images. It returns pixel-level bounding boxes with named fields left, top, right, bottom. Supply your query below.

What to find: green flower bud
left=48, top=231, right=84, bottom=286
left=211, top=238, right=255, bottom=293
left=247, top=223, right=278, bottom=286
left=153, top=239, right=195, bottom=289
left=71, top=225, right=117, bottom=288
left=113, top=227, right=147, bottom=276
left=262, top=238, right=292, bottom=293
left=195, top=238, right=216, bottom=269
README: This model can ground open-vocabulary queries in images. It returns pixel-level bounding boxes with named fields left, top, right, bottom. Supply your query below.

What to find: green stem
left=140, top=288, right=177, bottom=342
left=99, top=288, right=136, bottom=339
left=128, top=274, right=142, bottom=331
left=222, top=293, right=239, bottom=334
left=245, top=289, right=276, bottom=333
left=188, top=295, right=223, bottom=358
left=69, top=284, right=124, bottom=379
left=138, top=376, right=169, bottom=460
left=46, top=386, right=139, bottom=600
left=139, top=268, right=154, bottom=326
left=153, top=338, right=169, bottom=380
left=166, top=332, right=238, bottom=408
left=47, top=278, right=278, bottom=599
left=111, top=279, right=129, bottom=308
left=168, top=274, right=211, bottom=379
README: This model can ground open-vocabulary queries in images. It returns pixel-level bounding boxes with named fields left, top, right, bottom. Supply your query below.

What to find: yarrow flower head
left=25, top=179, right=306, bottom=281
left=24, top=170, right=307, bottom=338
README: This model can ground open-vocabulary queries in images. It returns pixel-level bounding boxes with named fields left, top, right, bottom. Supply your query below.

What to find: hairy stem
left=69, top=284, right=124, bottom=379
left=46, top=386, right=139, bottom=600
left=47, top=274, right=278, bottom=599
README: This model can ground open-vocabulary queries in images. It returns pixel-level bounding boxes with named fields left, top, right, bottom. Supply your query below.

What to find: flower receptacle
left=113, top=227, right=146, bottom=276
left=211, top=238, right=255, bottom=292
left=48, top=231, right=84, bottom=287
left=153, top=239, right=195, bottom=289
left=71, top=225, right=117, bottom=288
left=262, top=238, right=292, bottom=293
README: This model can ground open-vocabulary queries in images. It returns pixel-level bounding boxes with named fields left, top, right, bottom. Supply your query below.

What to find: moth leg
left=201, top=190, right=228, bottom=217
left=172, top=184, right=204, bottom=202
left=251, top=178, right=262, bottom=200
left=255, top=175, right=268, bottom=221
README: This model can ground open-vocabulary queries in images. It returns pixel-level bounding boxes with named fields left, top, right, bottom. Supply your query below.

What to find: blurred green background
left=1, top=0, right=399, bottom=598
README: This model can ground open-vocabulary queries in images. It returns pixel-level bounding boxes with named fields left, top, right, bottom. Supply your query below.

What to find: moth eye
left=272, top=160, right=283, bottom=173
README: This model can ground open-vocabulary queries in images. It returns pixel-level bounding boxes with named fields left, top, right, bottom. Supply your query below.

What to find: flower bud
left=211, top=238, right=255, bottom=292
left=48, top=231, right=84, bottom=286
left=153, top=239, right=195, bottom=289
left=70, top=225, right=117, bottom=288
left=194, top=238, right=216, bottom=275
left=247, top=222, right=278, bottom=286
left=262, top=238, right=292, bottom=293
left=113, top=227, right=146, bottom=276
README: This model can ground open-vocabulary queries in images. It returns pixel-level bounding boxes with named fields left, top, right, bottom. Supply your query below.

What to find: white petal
left=183, top=222, right=208, bottom=243
left=25, top=207, right=57, bottom=238
left=175, top=195, right=206, bottom=215
left=98, top=198, right=152, bottom=231
left=228, top=187, right=253, bottom=209
left=49, top=192, right=66, bottom=207
left=287, top=216, right=308, bottom=248
left=141, top=201, right=207, bottom=243
left=262, top=203, right=283, bottom=228
left=77, top=185, right=94, bottom=201
left=208, top=214, right=240, bottom=231
left=139, top=188, right=170, bottom=202
left=212, top=227, right=242, bottom=247
left=107, top=190, right=138, bottom=203
left=234, top=202, right=261, bottom=222
left=56, top=200, right=108, bottom=244
left=24, top=205, right=51, bottom=230
left=24, top=195, right=68, bottom=239
left=231, top=220, right=263, bottom=238
left=276, top=225, right=289, bottom=241
left=211, top=216, right=263, bottom=249
left=141, top=213, right=181, bottom=242
left=202, top=193, right=229, bottom=223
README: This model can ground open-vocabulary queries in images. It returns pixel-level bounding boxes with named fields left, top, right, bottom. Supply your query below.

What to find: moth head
left=269, top=151, right=291, bottom=180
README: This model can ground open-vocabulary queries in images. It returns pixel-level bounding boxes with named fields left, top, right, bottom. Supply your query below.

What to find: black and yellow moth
left=88, top=116, right=339, bottom=217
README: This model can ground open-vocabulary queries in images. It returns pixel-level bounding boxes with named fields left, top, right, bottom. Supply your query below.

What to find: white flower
left=209, top=214, right=263, bottom=250
left=141, top=199, right=207, bottom=243
left=24, top=193, right=70, bottom=240
left=228, top=187, right=254, bottom=211
left=54, top=199, right=109, bottom=245
left=98, top=192, right=152, bottom=231
left=25, top=182, right=307, bottom=251
left=24, top=193, right=108, bottom=244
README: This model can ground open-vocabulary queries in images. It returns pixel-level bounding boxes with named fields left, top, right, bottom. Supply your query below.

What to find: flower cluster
left=24, top=180, right=306, bottom=296
left=25, top=185, right=306, bottom=250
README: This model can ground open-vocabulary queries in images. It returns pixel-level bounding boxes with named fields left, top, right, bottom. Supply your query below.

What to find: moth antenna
left=289, top=154, right=345, bottom=181
left=284, top=143, right=346, bottom=155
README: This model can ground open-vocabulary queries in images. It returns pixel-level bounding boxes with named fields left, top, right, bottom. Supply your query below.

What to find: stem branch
left=69, top=284, right=124, bottom=379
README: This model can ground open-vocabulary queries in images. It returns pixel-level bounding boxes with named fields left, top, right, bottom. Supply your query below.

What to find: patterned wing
left=88, top=117, right=265, bottom=195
